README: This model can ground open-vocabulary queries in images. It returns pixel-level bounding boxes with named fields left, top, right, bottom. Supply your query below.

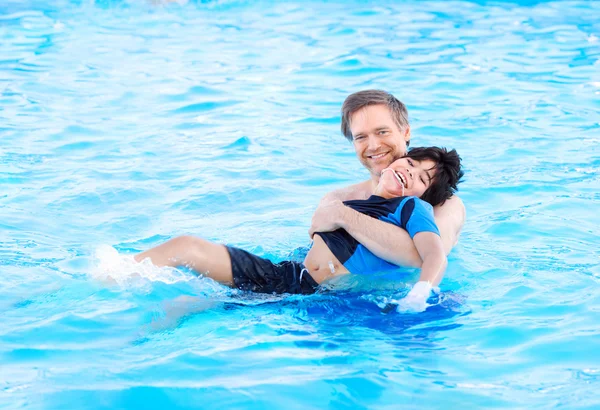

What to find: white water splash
left=90, top=245, right=193, bottom=288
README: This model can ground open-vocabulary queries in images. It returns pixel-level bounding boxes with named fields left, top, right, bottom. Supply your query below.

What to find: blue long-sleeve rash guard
left=314, top=195, right=440, bottom=275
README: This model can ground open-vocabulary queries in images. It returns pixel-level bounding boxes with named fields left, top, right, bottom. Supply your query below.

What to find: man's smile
left=367, top=152, right=390, bottom=160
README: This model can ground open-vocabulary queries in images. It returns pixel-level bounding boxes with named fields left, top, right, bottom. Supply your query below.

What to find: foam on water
left=91, top=245, right=193, bottom=287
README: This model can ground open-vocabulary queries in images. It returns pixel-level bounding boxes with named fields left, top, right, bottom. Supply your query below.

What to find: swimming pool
left=1, top=0, right=599, bottom=408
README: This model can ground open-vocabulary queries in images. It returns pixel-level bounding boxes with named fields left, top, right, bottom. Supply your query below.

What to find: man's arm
left=310, top=190, right=465, bottom=268
left=311, top=180, right=423, bottom=267
left=433, top=195, right=466, bottom=255
left=341, top=196, right=464, bottom=266
left=309, top=199, right=423, bottom=268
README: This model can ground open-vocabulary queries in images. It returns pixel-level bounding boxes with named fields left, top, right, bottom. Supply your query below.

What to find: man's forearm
left=339, top=207, right=423, bottom=268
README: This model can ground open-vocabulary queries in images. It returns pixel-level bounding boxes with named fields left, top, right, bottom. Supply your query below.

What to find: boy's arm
left=412, top=232, right=447, bottom=286
left=396, top=232, right=447, bottom=313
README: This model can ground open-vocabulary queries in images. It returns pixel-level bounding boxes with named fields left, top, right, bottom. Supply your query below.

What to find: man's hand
left=309, top=198, right=347, bottom=238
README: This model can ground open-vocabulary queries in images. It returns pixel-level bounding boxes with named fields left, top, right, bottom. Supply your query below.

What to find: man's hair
left=404, top=147, right=463, bottom=207
left=341, top=89, right=409, bottom=143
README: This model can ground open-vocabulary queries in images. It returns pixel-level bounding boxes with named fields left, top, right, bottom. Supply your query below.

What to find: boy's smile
left=376, top=157, right=436, bottom=199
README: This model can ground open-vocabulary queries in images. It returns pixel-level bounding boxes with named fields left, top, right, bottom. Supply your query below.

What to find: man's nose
left=367, top=135, right=380, bottom=150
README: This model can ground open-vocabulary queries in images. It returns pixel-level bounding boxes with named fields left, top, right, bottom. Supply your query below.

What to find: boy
left=135, top=147, right=463, bottom=311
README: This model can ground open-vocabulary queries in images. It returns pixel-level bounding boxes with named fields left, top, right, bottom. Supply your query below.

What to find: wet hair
left=404, top=147, right=463, bottom=207
left=341, top=90, right=409, bottom=144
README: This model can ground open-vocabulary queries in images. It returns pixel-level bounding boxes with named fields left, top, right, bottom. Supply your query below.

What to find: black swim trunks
left=226, top=246, right=318, bottom=294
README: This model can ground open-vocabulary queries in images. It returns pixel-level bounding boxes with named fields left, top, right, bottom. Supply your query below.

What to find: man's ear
left=404, top=126, right=411, bottom=145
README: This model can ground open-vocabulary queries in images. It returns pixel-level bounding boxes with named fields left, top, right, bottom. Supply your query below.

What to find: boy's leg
left=135, top=235, right=234, bottom=286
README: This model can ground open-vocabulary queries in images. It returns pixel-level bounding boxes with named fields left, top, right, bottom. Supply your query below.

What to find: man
left=309, top=90, right=465, bottom=269
left=130, top=90, right=464, bottom=312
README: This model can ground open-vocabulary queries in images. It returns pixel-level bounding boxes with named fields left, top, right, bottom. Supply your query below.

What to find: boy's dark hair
left=341, top=90, right=409, bottom=144
left=404, top=147, right=463, bottom=207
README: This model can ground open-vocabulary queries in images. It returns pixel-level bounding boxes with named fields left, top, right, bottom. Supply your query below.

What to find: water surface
left=1, top=0, right=599, bottom=408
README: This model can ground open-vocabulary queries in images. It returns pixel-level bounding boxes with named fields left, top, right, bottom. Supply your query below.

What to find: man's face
left=349, top=104, right=410, bottom=178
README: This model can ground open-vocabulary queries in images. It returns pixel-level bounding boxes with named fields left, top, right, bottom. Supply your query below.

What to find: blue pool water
left=1, top=0, right=599, bottom=408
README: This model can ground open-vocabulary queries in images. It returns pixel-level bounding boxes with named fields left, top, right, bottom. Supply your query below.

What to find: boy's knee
left=173, top=235, right=202, bottom=248
left=173, top=235, right=210, bottom=259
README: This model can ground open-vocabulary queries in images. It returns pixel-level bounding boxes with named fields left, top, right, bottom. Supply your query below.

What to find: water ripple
left=1, top=0, right=599, bottom=408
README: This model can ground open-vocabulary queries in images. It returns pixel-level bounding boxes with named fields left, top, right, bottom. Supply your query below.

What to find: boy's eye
left=408, top=159, right=413, bottom=166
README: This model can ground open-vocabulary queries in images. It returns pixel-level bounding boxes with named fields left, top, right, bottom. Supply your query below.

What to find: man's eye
left=354, top=135, right=364, bottom=140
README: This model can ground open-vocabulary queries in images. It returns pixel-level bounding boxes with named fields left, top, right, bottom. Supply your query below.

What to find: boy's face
left=376, top=157, right=437, bottom=199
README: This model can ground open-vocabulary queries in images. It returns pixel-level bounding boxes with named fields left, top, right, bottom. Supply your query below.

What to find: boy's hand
left=396, top=281, right=432, bottom=313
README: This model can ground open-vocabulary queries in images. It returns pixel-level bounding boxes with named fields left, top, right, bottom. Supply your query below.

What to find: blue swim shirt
left=315, top=195, right=439, bottom=275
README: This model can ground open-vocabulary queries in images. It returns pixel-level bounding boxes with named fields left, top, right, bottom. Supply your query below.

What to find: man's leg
left=135, top=235, right=234, bottom=286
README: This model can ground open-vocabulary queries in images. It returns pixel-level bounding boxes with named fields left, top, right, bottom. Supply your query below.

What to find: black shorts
left=226, top=246, right=318, bottom=295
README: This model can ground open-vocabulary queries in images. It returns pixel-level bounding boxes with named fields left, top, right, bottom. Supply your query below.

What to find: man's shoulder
left=434, top=195, right=465, bottom=219
left=327, top=180, right=372, bottom=201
